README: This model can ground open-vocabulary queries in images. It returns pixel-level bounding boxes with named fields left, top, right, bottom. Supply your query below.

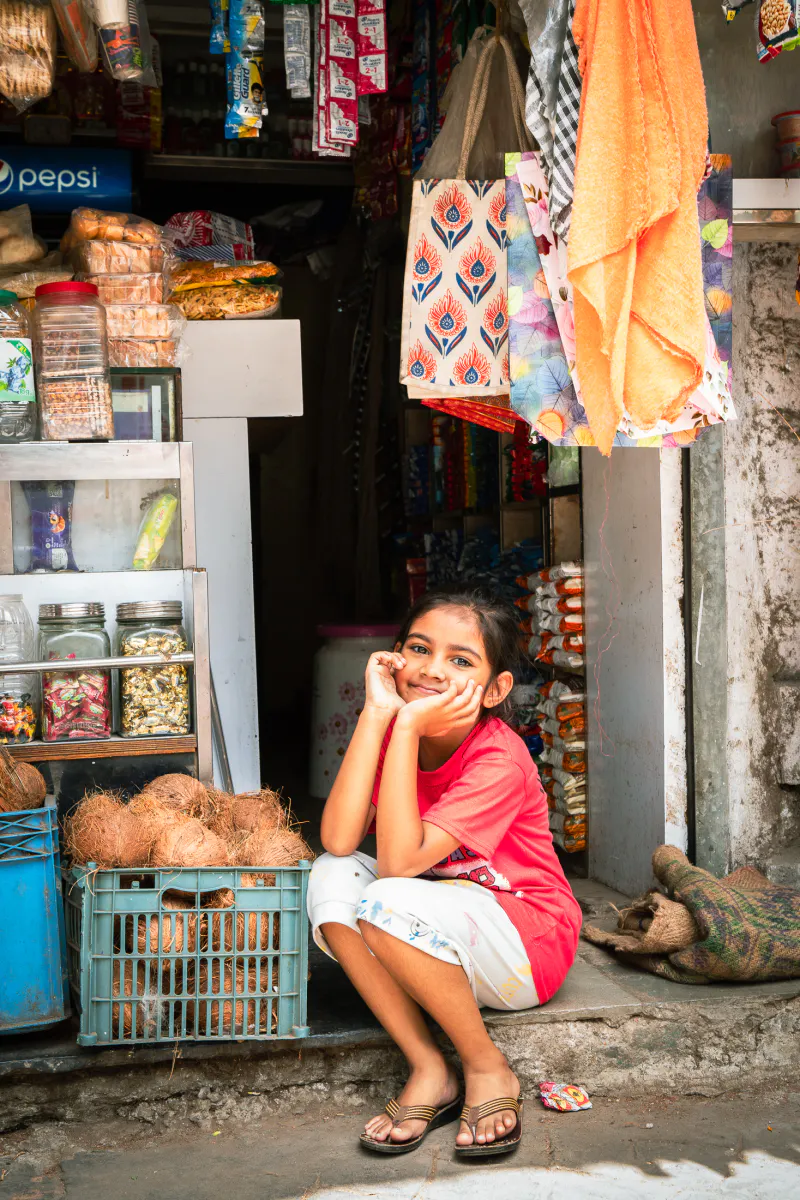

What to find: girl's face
left=394, top=605, right=512, bottom=712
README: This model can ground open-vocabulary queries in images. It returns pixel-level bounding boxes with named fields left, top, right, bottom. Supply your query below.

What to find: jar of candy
left=0, top=595, right=37, bottom=743
left=0, top=290, right=37, bottom=442
left=38, top=603, right=111, bottom=741
left=33, top=282, right=113, bottom=442
left=115, top=601, right=190, bottom=737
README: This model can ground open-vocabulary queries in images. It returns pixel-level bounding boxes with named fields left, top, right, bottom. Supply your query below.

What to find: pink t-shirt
left=371, top=716, right=582, bottom=1002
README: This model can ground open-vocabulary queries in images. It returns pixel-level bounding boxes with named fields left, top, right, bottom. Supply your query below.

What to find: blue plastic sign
left=0, top=147, right=132, bottom=212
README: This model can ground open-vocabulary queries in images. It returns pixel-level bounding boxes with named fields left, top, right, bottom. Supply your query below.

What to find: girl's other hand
left=364, top=651, right=407, bottom=717
left=396, top=678, right=482, bottom=739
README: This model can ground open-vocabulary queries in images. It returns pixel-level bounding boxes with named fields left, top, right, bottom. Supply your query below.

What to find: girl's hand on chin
left=363, top=651, right=407, bottom=716
left=396, top=678, right=483, bottom=738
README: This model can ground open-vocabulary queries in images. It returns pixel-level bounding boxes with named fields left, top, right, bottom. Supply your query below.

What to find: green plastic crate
left=65, top=863, right=310, bottom=1046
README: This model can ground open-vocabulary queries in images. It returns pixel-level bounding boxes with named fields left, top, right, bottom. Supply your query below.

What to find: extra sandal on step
left=455, top=1096, right=524, bottom=1158
left=359, top=1096, right=463, bottom=1155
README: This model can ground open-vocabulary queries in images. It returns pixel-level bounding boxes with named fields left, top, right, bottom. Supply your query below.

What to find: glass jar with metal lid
left=38, top=603, right=111, bottom=742
left=115, top=601, right=191, bottom=738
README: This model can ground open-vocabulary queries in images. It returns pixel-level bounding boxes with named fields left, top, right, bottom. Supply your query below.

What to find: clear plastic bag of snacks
left=70, top=240, right=165, bottom=275
left=104, top=303, right=185, bottom=340
left=166, top=259, right=282, bottom=320
left=0, top=205, right=47, bottom=268
left=0, top=0, right=57, bottom=112
left=62, top=206, right=163, bottom=248
left=83, top=273, right=163, bottom=303
left=108, top=338, right=177, bottom=368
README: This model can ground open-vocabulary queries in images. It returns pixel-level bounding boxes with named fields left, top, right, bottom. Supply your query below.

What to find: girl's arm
left=319, top=651, right=406, bottom=857
left=376, top=679, right=481, bottom=878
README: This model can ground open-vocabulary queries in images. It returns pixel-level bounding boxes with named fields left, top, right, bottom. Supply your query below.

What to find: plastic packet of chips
left=539, top=1082, right=592, bottom=1112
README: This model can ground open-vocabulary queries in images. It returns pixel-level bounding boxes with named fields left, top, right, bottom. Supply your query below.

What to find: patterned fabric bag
left=400, top=32, right=534, bottom=403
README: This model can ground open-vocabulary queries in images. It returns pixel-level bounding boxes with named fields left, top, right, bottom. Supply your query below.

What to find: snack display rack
left=0, top=442, right=212, bottom=782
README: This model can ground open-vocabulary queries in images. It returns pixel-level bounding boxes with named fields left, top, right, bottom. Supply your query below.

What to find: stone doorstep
left=1, top=878, right=799, bottom=1120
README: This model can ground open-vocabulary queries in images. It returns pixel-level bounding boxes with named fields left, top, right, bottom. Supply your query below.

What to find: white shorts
left=307, top=851, right=539, bottom=1011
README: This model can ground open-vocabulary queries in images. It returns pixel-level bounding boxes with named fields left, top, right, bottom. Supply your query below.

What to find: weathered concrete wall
left=692, top=243, right=800, bottom=877
left=726, top=243, right=800, bottom=872
left=694, top=0, right=799, bottom=178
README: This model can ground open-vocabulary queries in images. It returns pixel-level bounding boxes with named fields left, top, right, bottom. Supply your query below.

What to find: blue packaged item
left=229, top=0, right=264, bottom=53
left=22, top=480, right=78, bottom=572
left=210, top=0, right=230, bottom=53
left=225, top=49, right=267, bottom=139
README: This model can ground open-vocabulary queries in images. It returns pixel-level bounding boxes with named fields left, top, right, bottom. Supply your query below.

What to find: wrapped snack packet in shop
left=0, top=0, right=57, bottom=112
left=167, top=259, right=281, bottom=319
left=225, top=48, right=267, bottom=139
left=0, top=205, right=46, bottom=269
left=22, top=480, right=78, bottom=572
left=284, top=5, right=311, bottom=99
left=133, top=491, right=178, bottom=570
left=51, top=0, right=97, bottom=72
left=165, top=211, right=255, bottom=260
left=209, top=0, right=229, bottom=52
left=229, top=0, right=264, bottom=52
left=61, top=207, right=163, bottom=249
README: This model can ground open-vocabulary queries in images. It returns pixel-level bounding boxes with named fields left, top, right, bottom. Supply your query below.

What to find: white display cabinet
left=0, top=443, right=212, bottom=785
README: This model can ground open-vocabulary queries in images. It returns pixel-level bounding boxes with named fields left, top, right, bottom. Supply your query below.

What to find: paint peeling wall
left=723, top=243, right=800, bottom=873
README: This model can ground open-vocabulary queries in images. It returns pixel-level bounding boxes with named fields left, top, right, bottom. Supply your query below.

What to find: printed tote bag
left=400, top=33, right=534, bottom=401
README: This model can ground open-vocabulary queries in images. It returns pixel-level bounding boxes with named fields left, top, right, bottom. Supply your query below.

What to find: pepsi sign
left=0, top=148, right=132, bottom=212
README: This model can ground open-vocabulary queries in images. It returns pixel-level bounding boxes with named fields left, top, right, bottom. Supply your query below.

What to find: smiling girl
left=307, top=589, right=582, bottom=1158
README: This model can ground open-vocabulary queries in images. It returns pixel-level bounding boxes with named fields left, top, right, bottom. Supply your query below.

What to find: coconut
left=196, top=958, right=278, bottom=1035
left=63, top=792, right=152, bottom=868
left=231, top=790, right=283, bottom=834
left=140, top=773, right=209, bottom=819
left=235, top=822, right=312, bottom=869
left=112, top=960, right=165, bottom=1039
left=150, top=817, right=230, bottom=868
left=0, top=754, right=46, bottom=812
left=132, top=892, right=197, bottom=956
left=205, top=789, right=235, bottom=838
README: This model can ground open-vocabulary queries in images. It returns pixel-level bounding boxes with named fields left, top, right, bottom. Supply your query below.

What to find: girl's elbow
left=320, top=828, right=359, bottom=857
left=376, top=856, right=418, bottom=879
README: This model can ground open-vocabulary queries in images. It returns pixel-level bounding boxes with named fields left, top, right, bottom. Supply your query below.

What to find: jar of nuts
left=116, top=601, right=191, bottom=738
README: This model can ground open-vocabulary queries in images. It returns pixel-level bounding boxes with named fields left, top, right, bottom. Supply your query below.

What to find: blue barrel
left=0, top=797, right=69, bottom=1033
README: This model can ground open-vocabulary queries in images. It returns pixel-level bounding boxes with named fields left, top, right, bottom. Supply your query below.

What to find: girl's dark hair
left=396, top=586, right=521, bottom=723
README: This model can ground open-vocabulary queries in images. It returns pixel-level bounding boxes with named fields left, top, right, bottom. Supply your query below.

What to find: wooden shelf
left=7, top=735, right=197, bottom=763
left=501, top=498, right=545, bottom=511
left=144, top=154, right=354, bottom=188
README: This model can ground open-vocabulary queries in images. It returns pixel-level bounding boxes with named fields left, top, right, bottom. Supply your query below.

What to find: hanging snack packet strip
left=230, top=0, right=264, bottom=52
left=284, top=5, right=311, bottom=98
left=357, top=0, right=387, bottom=95
left=328, top=0, right=358, bottom=145
left=225, top=47, right=267, bottom=138
left=209, top=0, right=229, bottom=52
left=315, top=0, right=350, bottom=156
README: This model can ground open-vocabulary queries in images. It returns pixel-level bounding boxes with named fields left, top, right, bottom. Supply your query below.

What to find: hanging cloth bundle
left=400, top=23, right=534, bottom=431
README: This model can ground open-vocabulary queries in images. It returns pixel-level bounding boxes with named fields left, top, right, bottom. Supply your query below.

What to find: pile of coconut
left=62, top=773, right=312, bottom=1040
left=63, top=773, right=312, bottom=871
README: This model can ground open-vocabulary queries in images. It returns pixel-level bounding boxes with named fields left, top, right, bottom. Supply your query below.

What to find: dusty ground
left=1, top=1088, right=798, bottom=1199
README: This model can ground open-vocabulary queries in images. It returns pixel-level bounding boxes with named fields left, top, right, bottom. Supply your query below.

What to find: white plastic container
left=0, top=594, right=37, bottom=743
left=309, top=624, right=397, bottom=799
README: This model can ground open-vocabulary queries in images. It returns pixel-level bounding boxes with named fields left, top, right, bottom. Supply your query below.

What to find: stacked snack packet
left=65, top=207, right=184, bottom=368
left=515, top=562, right=585, bottom=672
left=536, top=678, right=587, bottom=852
left=514, top=562, right=586, bottom=853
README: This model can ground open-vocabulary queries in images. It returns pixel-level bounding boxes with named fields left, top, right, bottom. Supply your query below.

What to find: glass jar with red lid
left=33, top=281, right=113, bottom=441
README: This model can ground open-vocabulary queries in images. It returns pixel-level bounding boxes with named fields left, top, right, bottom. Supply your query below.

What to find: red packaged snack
left=356, top=0, right=387, bottom=95
left=328, top=3, right=358, bottom=143
left=165, top=211, right=255, bottom=258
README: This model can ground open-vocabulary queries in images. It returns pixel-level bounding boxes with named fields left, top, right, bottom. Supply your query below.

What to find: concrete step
left=1, top=880, right=798, bottom=1133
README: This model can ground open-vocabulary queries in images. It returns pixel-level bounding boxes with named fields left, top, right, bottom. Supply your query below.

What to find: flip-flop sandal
left=359, top=1095, right=463, bottom=1155
left=455, top=1096, right=523, bottom=1158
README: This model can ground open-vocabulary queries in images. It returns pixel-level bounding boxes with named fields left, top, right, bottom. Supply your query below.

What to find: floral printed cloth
left=507, top=151, right=735, bottom=447
left=401, top=178, right=510, bottom=398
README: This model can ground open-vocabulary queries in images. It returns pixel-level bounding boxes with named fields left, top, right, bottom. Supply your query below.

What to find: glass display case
left=0, top=444, right=195, bottom=575
left=111, top=369, right=182, bottom=442
left=0, top=444, right=211, bottom=785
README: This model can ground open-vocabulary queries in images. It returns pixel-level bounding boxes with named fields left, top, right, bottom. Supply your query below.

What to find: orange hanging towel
left=568, top=0, right=709, bottom=455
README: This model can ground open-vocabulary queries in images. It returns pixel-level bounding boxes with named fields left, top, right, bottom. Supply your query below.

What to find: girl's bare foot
left=363, top=1056, right=460, bottom=1145
left=455, top=1057, right=520, bottom=1147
